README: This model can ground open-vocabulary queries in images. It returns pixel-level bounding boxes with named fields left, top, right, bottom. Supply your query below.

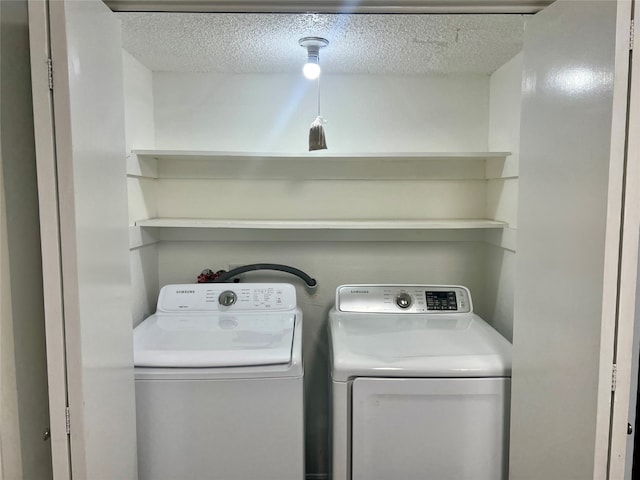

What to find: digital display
left=426, top=291, right=458, bottom=311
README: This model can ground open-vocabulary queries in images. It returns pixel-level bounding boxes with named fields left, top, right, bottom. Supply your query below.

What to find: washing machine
left=329, top=284, right=512, bottom=480
left=133, top=283, right=304, bottom=480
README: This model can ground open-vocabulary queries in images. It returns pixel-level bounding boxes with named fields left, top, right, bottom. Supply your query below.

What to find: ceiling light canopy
left=299, top=36, right=328, bottom=80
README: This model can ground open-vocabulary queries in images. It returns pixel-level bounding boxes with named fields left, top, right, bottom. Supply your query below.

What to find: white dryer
left=329, top=285, right=512, bottom=480
left=134, top=283, right=304, bottom=480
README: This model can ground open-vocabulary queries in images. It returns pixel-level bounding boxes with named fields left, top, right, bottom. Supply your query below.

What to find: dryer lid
left=133, top=312, right=296, bottom=368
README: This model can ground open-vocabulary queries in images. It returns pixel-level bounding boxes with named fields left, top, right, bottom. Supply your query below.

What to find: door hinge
left=612, top=364, right=618, bottom=392
left=47, top=58, right=53, bottom=91
left=65, top=407, right=71, bottom=435
left=631, top=19, right=635, bottom=51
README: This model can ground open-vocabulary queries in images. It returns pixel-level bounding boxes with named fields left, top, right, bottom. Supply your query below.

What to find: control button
left=218, top=290, right=237, bottom=307
left=395, top=293, right=412, bottom=309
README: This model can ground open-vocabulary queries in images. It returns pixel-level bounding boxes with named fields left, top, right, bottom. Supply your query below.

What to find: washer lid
left=134, top=312, right=296, bottom=367
left=329, top=312, right=512, bottom=381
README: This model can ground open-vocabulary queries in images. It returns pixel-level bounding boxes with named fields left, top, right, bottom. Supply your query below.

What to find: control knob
left=218, top=290, right=237, bottom=307
left=395, top=292, right=412, bottom=309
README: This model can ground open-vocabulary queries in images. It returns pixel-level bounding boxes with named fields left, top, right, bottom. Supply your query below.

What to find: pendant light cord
left=317, top=75, right=321, bottom=117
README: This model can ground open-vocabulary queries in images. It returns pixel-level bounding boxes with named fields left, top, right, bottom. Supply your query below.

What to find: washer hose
left=210, top=263, right=318, bottom=290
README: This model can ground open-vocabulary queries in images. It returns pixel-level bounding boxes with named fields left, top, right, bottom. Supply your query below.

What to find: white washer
left=134, top=283, right=304, bottom=480
left=329, top=285, right=512, bottom=480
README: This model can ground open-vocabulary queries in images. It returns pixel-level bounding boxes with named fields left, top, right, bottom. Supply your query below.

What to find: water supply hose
left=210, top=263, right=318, bottom=290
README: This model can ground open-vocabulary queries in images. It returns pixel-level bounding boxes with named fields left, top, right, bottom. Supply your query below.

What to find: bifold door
left=28, top=0, right=136, bottom=478
left=512, top=0, right=633, bottom=478
left=351, top=377, right=510, bottom=480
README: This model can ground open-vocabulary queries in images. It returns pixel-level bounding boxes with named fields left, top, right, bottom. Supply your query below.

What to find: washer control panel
left=156, top=283, right=297, bottom=312
left=336, top=285, right=472, bottom=314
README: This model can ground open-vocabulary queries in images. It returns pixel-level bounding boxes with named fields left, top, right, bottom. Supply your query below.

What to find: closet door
left=28, top=0, right=136, bottom=479
left=512, top=1, right=632, bottom=479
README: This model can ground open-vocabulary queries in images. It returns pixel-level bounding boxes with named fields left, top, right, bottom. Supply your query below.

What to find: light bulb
left=299, top=37, right=328, bottom=80
left=303, top=62, right=321, bottom=80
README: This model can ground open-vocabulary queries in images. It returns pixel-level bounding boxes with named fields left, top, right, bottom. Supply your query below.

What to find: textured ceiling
left=119, top=13, right=527, bottom=75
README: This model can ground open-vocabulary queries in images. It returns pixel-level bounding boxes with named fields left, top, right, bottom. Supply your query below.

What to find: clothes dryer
left=329, top=284, right=512, bottom=480
left=134, top=283, right=304, bottom=480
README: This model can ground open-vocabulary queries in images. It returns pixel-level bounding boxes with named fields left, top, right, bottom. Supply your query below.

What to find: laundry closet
left=28, top=0, right=640, bottom=479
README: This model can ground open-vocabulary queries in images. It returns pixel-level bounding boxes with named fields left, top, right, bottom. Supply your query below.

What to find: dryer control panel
left=156, top=283, right=297, bottom=312
left=336, top=285, right=472, bottom=314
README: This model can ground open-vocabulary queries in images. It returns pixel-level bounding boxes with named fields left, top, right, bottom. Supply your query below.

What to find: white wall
left=123, top=50, right=155, bottom=154
left=153, top=72, right=490, bottom=152
left=155, top=179, right=488, bottom=220
left=0, top=1, right=52, bottom=478
left=123, top=51, right=158, bottom=325
left=485, top=52, right=523, bottom=341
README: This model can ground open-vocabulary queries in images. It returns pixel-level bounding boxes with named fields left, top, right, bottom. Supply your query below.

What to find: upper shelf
left=132, top=150, right=511, bottom=161
left=128, top=149, right=512, bottom=180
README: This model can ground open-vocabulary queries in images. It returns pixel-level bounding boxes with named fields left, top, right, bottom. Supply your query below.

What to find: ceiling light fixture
left=299, top=37, right=329, bottom=151
left=299, top=37, right=329, bottom=80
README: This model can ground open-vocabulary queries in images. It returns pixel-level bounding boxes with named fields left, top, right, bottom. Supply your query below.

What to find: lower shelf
left=135, top=218, right=508, bottom=230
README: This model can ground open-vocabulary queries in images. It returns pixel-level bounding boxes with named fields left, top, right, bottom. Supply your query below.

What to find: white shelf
left=127, top=150, right=514, bottom=247
left=130, top=219, right=513, bottom=249
left=135, top=218, right=508, bottom=230
left=132, top=150, right=511, bottom=162
left=128, top=150, right=512, bottom=180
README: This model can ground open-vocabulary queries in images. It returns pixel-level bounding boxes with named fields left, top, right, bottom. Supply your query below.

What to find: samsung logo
left=350, top=290, right=369, bottom=294
left=176, top=290, right=195, bottom=294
